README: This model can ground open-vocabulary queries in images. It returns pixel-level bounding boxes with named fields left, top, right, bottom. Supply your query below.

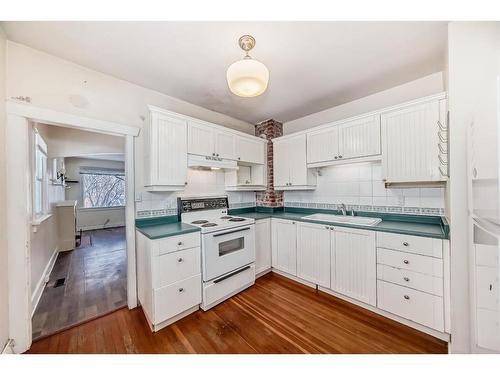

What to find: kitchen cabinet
left=273, top=134, right=317, bottom=190
left=255, top=219, right=272, bottom=275
left=271, top=219, right=298, bottom=275
left=297, top=222, right=331, bottom=288
left=215, top=129, right=237, bottom=160
left=136, top=231, right=201, bottom=332
left=224, top=164, right=266, bottom=191
left=332, top=227, right=376, bottom=306
left=307, top=115, right=381, bottom=165
left=237, top=136, right=265, bottom=164
left=144, top=107, right=188, bottom=191
left=381, top=98, right=447, bottom=183
left=188, top=121, right=236, bottom=160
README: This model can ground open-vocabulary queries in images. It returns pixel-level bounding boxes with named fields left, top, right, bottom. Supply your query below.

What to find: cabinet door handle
left=403, top=295, right=410, bottom=300
left=403, top=242, right=409, bottom=246
left=403, top=259, right=409, bottom=264
left=177, top=241, right=183, bottom=246
left=178, top=288, right=184, bottom=293
left=403, top=277, right=410, bottom=282
left=177, top=258, right=184, bottom=263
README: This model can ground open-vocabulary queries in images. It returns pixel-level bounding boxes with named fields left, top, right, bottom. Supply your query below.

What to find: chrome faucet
left=340, top=203, right=347, bottom=216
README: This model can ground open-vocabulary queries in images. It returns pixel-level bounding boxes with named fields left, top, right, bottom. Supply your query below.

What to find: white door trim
left=5, top=101, right=140, bottom=353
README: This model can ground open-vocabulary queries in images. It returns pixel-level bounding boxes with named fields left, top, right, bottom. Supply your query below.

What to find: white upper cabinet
left=187, top=120, right=216, bottom=157
left=237, top=136, right=265, bottom=164
left=338, top=115, right=381, bottom=160
left=297, top=222, right=331, bottom=288
left=215, top=129, right=237, bottom=160
left=274, top=134, right=317, bottom=190
left=307, top=126, right=339, bottom=164
left=144, top=108, right=187, bottom=191
left=381, top=98, right=447, bottom=183
left=332, top=227, right=376, bottom=306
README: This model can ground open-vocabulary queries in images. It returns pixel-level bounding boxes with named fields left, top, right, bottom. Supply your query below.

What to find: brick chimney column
left=255, top=119, right=283, bottom=208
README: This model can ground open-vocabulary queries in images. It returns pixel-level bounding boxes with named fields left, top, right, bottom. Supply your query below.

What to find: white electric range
left=178, top=196, right=256, bottom=310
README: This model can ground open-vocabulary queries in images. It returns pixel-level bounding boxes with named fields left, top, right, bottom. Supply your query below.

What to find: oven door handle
left=212, top=227, right=251, bottom=237
left=213, top=265, right=251, bottom=284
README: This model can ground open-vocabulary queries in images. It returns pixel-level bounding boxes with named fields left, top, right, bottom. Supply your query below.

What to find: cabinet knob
left=403, top=295, right=410, bottom=300
left=334, top=156, right=338, bottom=160
left=338, top=155, right=343, bottom=159
left=238, top=157, right=241, bottom=160
left=177, top=241, right=183, bottom=246
left=473, top=168, right=478, bottom=178
left=403, top=242, right=409, bottom=246
left=178, top=288, right=184, bottom=293
left=212, top=152, right=216, bottom=156
left=403, top=277, right=410, bottom=282
left=177, top=258, right=183, bottom=262
left=184, top=181, right=188, bottom=185
left=325, top=226, right=329, bottom=229
left=403, top=259, right=409, bottom=264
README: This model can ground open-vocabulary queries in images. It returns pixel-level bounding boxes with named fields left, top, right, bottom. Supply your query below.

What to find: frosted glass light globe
left=226, top=57, right=269, bottom=97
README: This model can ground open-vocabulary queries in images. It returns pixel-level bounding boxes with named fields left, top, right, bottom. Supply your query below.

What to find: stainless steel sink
left=302, top=213, right=382, bottom=226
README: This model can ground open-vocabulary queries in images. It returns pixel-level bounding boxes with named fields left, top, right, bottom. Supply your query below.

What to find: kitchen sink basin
left=302, top=213, right=382, bottom=226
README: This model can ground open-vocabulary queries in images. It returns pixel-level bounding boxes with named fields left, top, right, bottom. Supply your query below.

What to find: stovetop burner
left=191, top=220, right=209, bottom=224
left=229, top=218, right=246, bottom=222
left=220, top=216, right=233, bottom=219
left=201, top=223, right=218, bottom=227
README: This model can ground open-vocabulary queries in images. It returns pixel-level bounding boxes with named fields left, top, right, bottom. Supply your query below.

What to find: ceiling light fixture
left=226, top=35, right=269, bottom=98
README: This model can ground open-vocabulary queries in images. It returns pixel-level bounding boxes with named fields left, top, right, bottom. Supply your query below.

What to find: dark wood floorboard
left=27, top=272, right=448, bottom=354
left=31, top=227, right=127, bottom=340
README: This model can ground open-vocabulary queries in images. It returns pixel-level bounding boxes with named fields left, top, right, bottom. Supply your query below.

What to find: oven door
left=202, top=225, right=255, bottom=281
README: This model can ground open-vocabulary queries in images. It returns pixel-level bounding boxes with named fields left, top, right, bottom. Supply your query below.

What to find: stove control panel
left=177, top=197, right=229, bottom=213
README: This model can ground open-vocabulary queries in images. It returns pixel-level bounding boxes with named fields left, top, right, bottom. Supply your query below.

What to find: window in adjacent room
left=33, top=129, right=48, bottom=219
left=80, top=167, right=126, bottom=208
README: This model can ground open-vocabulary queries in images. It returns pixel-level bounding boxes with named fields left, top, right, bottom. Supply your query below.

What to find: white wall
left=283, top=72, right=445, bottom=134
left=0, top=25, right=10, bottom=350
left=284, top=162, right=445, bottom=215
left=447, top=22, right=500, bottom=353
left=65, top=157, right=126, bottom=230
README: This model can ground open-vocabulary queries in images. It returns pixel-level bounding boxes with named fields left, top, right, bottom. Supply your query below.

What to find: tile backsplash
left=284, top=161, right=445, bottom=215
left=135, top=169, right=256, bottom=218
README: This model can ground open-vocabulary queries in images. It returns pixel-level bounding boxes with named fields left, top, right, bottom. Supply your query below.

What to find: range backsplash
left=284, top=161, right=445, bottom=216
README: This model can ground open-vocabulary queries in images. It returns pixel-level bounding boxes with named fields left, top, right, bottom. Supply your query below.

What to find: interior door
left=215, top=130, right=237, bottom=160
left=332, top=227, right=376, bottom=306
left=271, top=219, right=297, bottom=275
left=307, top=125, right=339, bottom=164
left=297, top=222, right=331, bottom=287
left=187, top=121, right=215, bottom=157
left=338, top=115, right=381, bottom=160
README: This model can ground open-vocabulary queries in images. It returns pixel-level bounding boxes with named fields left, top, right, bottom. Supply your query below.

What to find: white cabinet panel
left=255, top=219, right=272, bottom=275
left=187, top=121, right=215, bottom=157
left=332, top=227, right=376, bottom=306
left=271, top=219, right=297, bottom=275
left=377, top=248, right=443, bottom=277
left=297, top=222, right=331, bottom=288
left=376, top=232, right=443, bottom=258
left=338, top=115, right=381, bottom=160
left=153, top=247, right=201, bottom=288
left=237, top=136, right=265, bottom=164
left=273, top=139, right=290, bottom=188
left=476, top=265, right=499, bottom=311
left=377, top=264, right=444, bottom=297
left=215, top=130, right=237, bottom=160
left=307, top=126, right=339, bottom=164
left=477, top=308, right=500, bottom=351
left=381, top=100, right=444, bottom=183
left=144, top=110, right=187, bottom=191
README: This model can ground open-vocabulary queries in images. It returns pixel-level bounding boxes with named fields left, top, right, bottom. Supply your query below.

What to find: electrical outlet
left=135, top=192, right=142, bottom=202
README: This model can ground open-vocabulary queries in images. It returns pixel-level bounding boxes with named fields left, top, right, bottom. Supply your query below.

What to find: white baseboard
left=77, top=222, right=125, bottom=231
left=31, top=246, right=59, bottom=317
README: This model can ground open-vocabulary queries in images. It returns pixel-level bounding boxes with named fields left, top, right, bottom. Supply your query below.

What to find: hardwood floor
left=27, top=272, right=447, bottom=354
left=31, top=227, right=127, bottom=340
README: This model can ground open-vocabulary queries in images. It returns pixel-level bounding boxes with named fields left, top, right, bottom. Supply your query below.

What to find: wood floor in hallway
left=27, top=272, right=447, bottom=354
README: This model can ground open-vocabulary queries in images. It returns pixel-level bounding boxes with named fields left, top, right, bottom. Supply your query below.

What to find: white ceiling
left=2, top=21, right=448, bottom=124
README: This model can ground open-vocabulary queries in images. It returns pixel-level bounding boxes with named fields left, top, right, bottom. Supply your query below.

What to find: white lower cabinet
left=332, top=227, right=377, bottom=306
left=297, top=222, right=331, bottom=288
left=255, top=218, right=272, bottom=275
left=271, top=219, right=297, bottom=275
left=136, top=231, right=202, bottom=332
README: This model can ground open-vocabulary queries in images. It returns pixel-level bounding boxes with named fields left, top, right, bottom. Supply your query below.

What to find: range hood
left=187, top=154, right=239, bottom=171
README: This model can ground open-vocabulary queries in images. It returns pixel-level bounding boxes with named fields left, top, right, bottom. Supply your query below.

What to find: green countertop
left=229, top=207, right=449, bottom=240
left=135, top=207, right=449, bottom=240
left=135, top=216, right=200, bottom=240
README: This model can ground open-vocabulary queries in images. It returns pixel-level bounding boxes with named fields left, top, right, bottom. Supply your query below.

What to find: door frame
left=5, top=101, right=140, bottom=353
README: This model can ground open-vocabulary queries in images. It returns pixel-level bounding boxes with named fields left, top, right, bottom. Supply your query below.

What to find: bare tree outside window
left=81, top=172, right=125, bottom=208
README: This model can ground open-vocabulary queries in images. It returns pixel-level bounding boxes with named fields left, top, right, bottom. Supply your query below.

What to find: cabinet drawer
left=154, top=232, right=200, bottom=256
left=153, top=247, right=201, bottom=288
left=376, top=232, right=442, bottom=258
left=377, top=264, right=443, bottom=296
left=377, top=280, right=444, bottom=331
left=476, top=265, right=500, bottom=311
left=377, top=248, right=443, bottom=277
left=153, top=274, right=201, bottom=324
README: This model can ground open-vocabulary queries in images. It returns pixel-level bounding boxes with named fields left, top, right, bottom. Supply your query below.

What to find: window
left=33, top=130, right=48, bottom=218
left=80, top=167, right=126, bottom=208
